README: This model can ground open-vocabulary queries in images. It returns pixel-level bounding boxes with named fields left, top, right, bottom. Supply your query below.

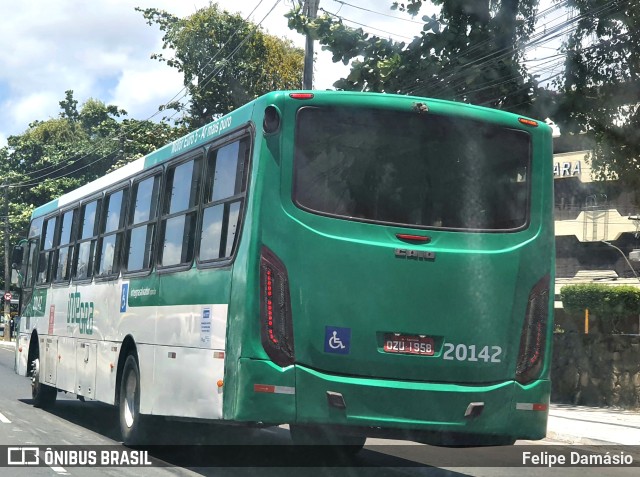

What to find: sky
left=0, top=0, right=565, bottom=148
left=0, top=0, right=430, bottom=148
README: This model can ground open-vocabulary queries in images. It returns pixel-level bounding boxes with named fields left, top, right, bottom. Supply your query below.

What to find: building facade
left=553, top=136, right=640, bottom=333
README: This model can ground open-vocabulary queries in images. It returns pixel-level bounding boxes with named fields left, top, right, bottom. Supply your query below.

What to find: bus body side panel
left=15, top=333, right=29, bottom=376
left=14, top=103, right=258, bottom=421
left=220, top=98, right=272, bottom=421
left=56, top=336, right=77, bottom=393
left=95, top=340, right=119, bottom=405
left=125, top=268, right=230, bottom=418
left=15, top=286, right=49, bottom=377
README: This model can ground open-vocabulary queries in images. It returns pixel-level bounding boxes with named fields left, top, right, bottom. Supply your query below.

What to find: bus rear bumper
left=295, top=365, right=549, bottom=443
left=234, top=359, right=549, bottom=443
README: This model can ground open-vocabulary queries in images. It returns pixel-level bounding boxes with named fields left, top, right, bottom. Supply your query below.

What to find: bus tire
left=118, top=354, right=147, bottom=445
left=290, top=425, right=366, bottom=455
left=31, top=358, right=57, bottom=409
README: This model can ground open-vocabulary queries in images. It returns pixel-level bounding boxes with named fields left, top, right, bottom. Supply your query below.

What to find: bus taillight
left=260, top=247, right=295, bottom=367
left=515, top=275, right=550, bottom=384
left=289, top=93, right=314, bottom=100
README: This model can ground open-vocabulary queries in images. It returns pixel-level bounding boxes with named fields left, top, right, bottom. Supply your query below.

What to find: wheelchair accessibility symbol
left=324, top=326, right=351, bottom=354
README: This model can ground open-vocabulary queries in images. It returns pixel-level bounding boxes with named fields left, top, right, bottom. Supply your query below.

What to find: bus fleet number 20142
left=442, top=343, right=503, bottom=363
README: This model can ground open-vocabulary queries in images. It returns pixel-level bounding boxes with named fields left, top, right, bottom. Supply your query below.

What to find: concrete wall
left=551, top=333, right=640, bottom=408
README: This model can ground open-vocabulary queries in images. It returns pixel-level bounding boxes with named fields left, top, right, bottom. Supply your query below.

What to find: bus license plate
left=383, top=334, right=434, bottom=356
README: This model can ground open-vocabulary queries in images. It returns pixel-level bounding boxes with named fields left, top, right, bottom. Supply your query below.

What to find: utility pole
left=3, top=184, right=10, bottom=342
left=302, top=0, right=320, bottom=90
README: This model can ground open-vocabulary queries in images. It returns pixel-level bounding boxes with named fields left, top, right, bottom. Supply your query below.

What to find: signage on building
left=554, top=161, right=581, bottom=177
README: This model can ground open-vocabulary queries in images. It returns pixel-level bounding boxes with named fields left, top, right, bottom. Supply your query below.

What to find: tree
left=289, top=0, right=639, bottom=187
left=138, top=3, right=305, bottom=130
left=0, top=91, right=184, bottom=289
left=287, top=0, right=542, bottom=116
left=556, top=0, right=640, bottom=188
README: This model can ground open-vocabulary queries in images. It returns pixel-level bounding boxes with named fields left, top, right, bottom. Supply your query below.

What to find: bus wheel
left=31, top=358, right=57, bottom=409
left=118, top=354, right=147, bottom=445
left=290, top=425, right=366, bottom=455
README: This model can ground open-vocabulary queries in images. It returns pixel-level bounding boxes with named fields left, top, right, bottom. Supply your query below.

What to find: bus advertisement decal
left=324, top=326, right=351, bottom=354
left=66, top=292, right=94, bottom=335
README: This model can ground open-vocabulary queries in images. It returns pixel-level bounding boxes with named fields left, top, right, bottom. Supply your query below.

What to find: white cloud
left=0, top=0, right=428, bottom=148
left=0, top=0, right=217, bottom=145
left=110, top=62, right=184, bottom=120
left=7, top=92, right=61, bottom=127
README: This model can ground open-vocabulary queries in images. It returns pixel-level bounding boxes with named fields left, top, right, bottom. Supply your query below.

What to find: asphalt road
left=0, top=345, right=636, bottom=477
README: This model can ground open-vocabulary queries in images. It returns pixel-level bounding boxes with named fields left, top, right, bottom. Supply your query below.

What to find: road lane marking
left=51, top=466, right=69, bottom=475
left=0, top=412, right=11, bottom=423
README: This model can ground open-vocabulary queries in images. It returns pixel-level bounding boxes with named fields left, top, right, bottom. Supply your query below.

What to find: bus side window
left=73, top=199, right=100, bottom=281
left=199, top=138, right=248, bottom=262
left=24, top=240, right=39, bottom=288
left=159, top=156, right=203, bottom=268
left=36, top=216, right=58, bottom=285
left=96, top=187, right=129, bottom=277
left=53, top=208, right=78, bottom=283
left=125, top=174, right=160, bottom=273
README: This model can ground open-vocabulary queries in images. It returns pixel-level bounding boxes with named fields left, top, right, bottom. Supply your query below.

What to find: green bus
left=13, top=90, right=554, bottom=448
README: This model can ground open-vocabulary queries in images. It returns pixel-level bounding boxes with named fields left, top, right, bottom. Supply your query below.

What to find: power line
left=403, top=0, right=623, bottom=102
left=404, top=8, right=577, bottom=96
left=395, top=0, right=575, bottom=95
left=320, top=8, right=415, bottom=41
left=152, top=0, right=283, bottom=124
left=332, top=0, right=424, bottom=24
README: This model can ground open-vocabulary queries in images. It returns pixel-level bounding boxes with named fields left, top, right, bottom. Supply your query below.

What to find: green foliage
left=561, top=284, right=640, bottom=332
left=556, top=0, right=640, bottom=188
left=138, top=4, right=304, bottom=130
left=287, top=0, right=637, bottom=177
left=0, top=91, right=183, bottom=289
left=391, top=1, right=426, bottom=16
left=286, top=0, right=541, bottom=115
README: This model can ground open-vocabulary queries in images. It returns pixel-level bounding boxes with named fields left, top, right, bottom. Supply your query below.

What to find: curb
left=546, top=431, right=626, bottom=446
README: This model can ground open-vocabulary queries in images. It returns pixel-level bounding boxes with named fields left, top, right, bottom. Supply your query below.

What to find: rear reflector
left=254, top=384, right=295, bottom=395
left=516, top=403, right=548, bottom=411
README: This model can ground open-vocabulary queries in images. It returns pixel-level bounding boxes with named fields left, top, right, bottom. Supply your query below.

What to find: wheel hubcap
left=123, top=371, right=137, bottom=428
left=31, top=359, right=40, bottom=394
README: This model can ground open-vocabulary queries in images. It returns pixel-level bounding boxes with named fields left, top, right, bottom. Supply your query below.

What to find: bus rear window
left=294, top=107, right=530, bottom=231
